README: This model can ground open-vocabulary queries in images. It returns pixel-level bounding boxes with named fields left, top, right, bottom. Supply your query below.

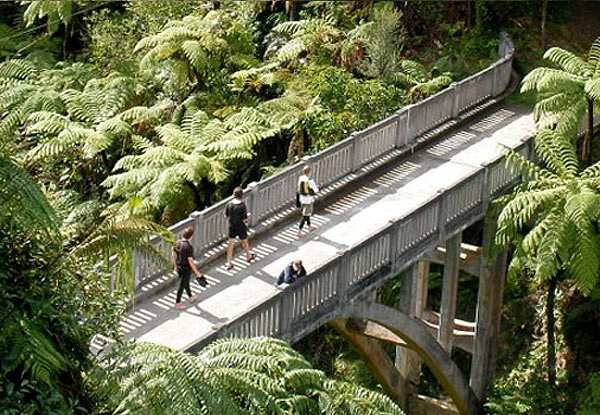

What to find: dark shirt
left=174, top=240, right=194, bottom=270
left=276, top=263, right=307, bottom=286
left=225, top=200, right=248, bottom=228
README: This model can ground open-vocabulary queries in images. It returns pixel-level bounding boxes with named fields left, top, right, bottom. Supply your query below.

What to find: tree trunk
left=541, top=0, right=548, bottom=50
left=546, top=275, right=557, bottom=401
left=186, top=180, right=203, bottom=210
left=582, top=99, right=594, bottom=164
left=475, top=1, right=484, bottom=33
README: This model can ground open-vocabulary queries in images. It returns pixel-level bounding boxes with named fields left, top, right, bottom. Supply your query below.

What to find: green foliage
left=95, top=337, right=405, bottom=415
left=21, top=0, right=74, bottom=34
left=134, top=10, right=256, bottom=89
left=300, top=65, right=405, bottom=149
left=577, top=373, right=600, bottom=415
left=496, top=128, right=600, bottom=294
left=521, top=36, right=600, bottom=162
left=358, top=2, right=405, bottom=83
left=485, top=294, right=569, bottom=415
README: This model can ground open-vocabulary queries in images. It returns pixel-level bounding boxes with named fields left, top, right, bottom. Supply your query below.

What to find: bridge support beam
left=439, top=232, right=462, bottom=351
left=329, top=319, right=409, bottom=407
left=396, top=262, right=428, bottom=400
left=469, top=213, right=507, bottom=402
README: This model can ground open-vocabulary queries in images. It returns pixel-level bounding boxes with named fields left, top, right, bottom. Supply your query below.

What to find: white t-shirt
left=298, top=174, right=319, bottom=204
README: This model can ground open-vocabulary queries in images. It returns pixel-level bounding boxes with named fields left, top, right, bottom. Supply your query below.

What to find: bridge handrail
left=132, top=33, right=515, bottom=290
left=192, top=138, right=531, bottom=349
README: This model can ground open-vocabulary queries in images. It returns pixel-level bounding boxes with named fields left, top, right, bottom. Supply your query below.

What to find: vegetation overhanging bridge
left=112, top=34, right=531, bottom=415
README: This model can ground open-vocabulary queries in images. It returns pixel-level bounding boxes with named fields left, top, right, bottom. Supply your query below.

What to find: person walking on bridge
left=172, top=227, right=207, bottom=310
left=225, top=187, right=256, bottom=270
left=297, top=165, right=319, bottom=237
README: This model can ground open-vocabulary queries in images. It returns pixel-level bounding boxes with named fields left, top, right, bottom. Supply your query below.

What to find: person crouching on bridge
left=172, top=227, right=207, bottom=310
left=225, top=187, right=256, bottom=270
left=297, top=165, right=319, bottom=237
left=275, top=259, right=307, bottom=286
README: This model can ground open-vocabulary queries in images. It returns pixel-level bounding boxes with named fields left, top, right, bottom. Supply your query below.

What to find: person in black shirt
left=225, top=187, right=256, bottom=270
left=275, top=259, right=307, bottom=286
left=172, top=227, right=207, bottom=310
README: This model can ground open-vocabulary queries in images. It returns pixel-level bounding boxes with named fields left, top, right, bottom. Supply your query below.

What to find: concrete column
left=395, top=262, right=428, bottom=394
left=470, top=213, right=507, bottom=402
left=438, top=232, right=462, bottom=352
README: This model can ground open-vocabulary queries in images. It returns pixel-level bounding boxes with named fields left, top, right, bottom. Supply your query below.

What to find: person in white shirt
left=297, top=165, right=319, bottom=237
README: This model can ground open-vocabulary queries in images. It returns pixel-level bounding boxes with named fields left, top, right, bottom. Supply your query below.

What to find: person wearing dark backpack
left=225, top=187, right=256, bottom=270
left=172, top=227, right=207, bottom=310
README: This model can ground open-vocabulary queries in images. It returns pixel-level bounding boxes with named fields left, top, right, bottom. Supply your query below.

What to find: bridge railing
left=192, top=137, right=530, bottom=350
left=132, top=33, right=515, bottom=290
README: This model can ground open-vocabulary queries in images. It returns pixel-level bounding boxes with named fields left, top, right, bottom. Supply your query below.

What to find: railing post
left=436, top=189, right=447, bottom=242
left=480, top=163, right=491, bottom=210
left=451, top=82, right=460, bottom=119
left=350, top=132, right=361, bottom=172
left=389, top=220, right=401, bottom=274
left=395, top=108, right=408, bottom=149
left=491, top=64, right=499, bottom=97
left=246, top=181, right=259, bottom=227
left=405, top=104, right=415, bottom=145
left=132, top=249, right=143, bottom=289
left=190, top=211, right=205, bottom=252
left=278, top=291, right=292, bottom=340
left=336, top=250, right=351, bottom=303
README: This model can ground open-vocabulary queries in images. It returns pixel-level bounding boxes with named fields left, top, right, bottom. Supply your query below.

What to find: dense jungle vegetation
left=1, top=1, right=600, bottom=415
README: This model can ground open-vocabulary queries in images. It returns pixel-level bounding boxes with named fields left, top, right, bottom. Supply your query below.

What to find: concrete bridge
left=96, top=34, right=537, bottom=415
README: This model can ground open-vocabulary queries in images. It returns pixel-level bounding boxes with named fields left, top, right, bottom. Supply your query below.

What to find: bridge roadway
left=120, top=102, right=534, bottom=352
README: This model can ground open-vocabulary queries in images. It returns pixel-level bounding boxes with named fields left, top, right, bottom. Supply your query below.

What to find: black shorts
left=228, top=224, right=248, bottom=239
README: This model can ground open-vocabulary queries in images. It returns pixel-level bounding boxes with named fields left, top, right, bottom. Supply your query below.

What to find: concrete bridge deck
left=119, top=102, right=534, bottom=351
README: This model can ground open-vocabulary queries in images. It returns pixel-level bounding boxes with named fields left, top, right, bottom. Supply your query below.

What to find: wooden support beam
left=345, top=318, right=408, bottom=347
left=422, top=243, right=483, bottom=277
left=423, top=310, right=476, bottom=332
left=409, top=394, right=460, bottom=415
left=439, top=233, right=462, bottom=352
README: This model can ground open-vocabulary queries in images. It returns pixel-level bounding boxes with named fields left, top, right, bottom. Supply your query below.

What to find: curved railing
left=131, top=33, right=515, bottom=290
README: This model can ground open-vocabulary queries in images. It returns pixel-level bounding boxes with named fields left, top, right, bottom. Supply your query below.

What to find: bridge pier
left=395, top=262, right=428, bottom=405
left=335, top=214, right=506, bottom=415
left=470, top=213, right=507, bottom=402
left=439, top=232, right=462, bottom=351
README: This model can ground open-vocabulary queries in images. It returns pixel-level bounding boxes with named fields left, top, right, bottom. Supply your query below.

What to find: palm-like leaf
left=0, top=157, right=58, bottom=235
left=98, top=337, right=405, bottom=415
left=496, top=125, right=600, bottom=294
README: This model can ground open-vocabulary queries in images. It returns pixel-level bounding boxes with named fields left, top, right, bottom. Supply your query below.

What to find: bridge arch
left=332, top=301, right=479, bottom=415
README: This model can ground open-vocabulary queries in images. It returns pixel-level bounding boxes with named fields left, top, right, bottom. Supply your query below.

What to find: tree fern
left=134, top=10, right=255, bottom=88
left=521, top=37, right=600, bottom=163
left=21, top=0, right=74, bottom=34
left=0, top=157, right=58, bottom=235
left=103, top=105, right=289, bottom=217
left=98, top=337, right=405, bottom=415
left=496, top=128, right=600, bottom=295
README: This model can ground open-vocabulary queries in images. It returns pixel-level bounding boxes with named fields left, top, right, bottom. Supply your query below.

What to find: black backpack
left=173, top=240, right=190, bottom=267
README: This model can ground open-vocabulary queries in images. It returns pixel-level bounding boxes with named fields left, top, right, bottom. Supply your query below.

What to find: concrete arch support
left=336, top=301, right=479, bottom=415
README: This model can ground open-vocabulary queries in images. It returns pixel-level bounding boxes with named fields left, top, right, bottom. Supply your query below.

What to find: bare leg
left=226, top=238, right=235, bottom=268
left=241, top=239, right=255, bottom=261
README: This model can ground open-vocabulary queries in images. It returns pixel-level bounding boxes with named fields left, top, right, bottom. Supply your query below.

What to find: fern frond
left=0, top=157, right=58, bottom=234
left=544, top=46, right=592, bottom=77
